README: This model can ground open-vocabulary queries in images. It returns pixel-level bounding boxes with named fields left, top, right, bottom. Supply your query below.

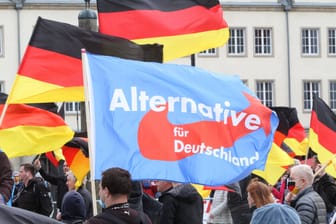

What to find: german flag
left=62, top=137, right=89, bottom=187
left=97, top=0, right=229, bottom=61
left=0, top=93, right=74, bottom=158
left=7, top=17, right=163, bottom=104
left=45, top=148, right=66, bottom=167
left=309, top=95, right=336, bottom=177
left=253, top=143, right=294, bottom=185
left=271, top=107, right=308, bottom=157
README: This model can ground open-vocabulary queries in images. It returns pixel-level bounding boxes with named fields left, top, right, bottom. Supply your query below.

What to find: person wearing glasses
left=285, top=164, right=326, bottom=224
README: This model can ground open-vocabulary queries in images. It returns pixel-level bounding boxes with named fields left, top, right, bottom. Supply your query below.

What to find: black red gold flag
left=270, top=107, right=308, bottom=157
left=309, top=95, right=336, bottom=177
left=97, top=0, right=229, bottom=61
left=7, top=17, right=163, bottom=104
left=0, top=93, right=74, bottom=158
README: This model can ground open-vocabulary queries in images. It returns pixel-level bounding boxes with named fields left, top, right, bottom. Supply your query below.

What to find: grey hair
left=290, top=164, right=314, bottom=185
left=66, top=170, right=77, bottom=182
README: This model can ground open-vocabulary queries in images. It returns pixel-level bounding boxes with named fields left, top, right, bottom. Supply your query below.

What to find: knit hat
left=61, top=191, right=86, bottom=223
left=250, top=203, right=301, bottom=224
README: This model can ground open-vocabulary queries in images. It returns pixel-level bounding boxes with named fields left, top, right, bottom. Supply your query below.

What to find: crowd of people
left=1, top=149, right=336, bottom=224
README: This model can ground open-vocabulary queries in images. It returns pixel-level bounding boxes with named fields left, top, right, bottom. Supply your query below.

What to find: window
left=0, top=26, right=3, bottom=56
left=330, top=81, right=336, bottom=110
left=198, top=48, right=217, bottom=57
left=328, top=28, right=336, bottom=56
left=256, top=81, right=273, bottom=107
left=302, top=28, right=319, bottom=56
left=0, top=81, right=4, bottom=92
left=303, top=81, right=320, bottom=110
left=228, top=28, right=246, bottom=56
left=65, top=102, right=80, bottom=113
left=254, top=28, right=272, bottom=56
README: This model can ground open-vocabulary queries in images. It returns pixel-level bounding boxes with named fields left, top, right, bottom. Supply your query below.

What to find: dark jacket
left=0, top=151, right=14, bottom=203
left=39, top=168, right=67, bottom=209
left=291, top=186, right=326, bottom=224
left=313, top=173, right=336, bottom=213
left=159, top=184, right=203, bottom=224
left=86, top=202, right=151, bottom=224
left=227, top=176, right=252, bottom=224
left=61, top=191, right=86, bottom=224
left=13, top=177, right=52, bottom=216
left=77, top=185, right=93, bottom=219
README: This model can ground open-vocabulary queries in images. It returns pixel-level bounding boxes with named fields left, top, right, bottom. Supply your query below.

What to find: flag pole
left=81, top=49, right=98, bottom=216
left=313, top=154, right=336, bottom=178
left=0, top=103, right=8, bottom=127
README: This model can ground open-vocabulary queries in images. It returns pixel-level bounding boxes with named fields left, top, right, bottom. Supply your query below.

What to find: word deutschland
left=110, top=86, right=261, bottom=130
left=175, top=140, right=259, bottom=167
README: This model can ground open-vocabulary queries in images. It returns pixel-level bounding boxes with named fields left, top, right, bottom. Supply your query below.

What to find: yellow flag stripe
left=0, top=125, right=74, bottom=158
left=7, top=75, right=84, bottom=103
left=134, top=28, right=230, bottom=62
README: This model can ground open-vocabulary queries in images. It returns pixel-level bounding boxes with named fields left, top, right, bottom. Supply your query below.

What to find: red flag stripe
left=0, top=104, right=69, bottom=128
left=98, top=5, right=226, bottom=39
left=287, top=123, right=307, bottom=141
left=18, top=46, right=82, bottom=87
left=310, top=111, right=336, bottom=152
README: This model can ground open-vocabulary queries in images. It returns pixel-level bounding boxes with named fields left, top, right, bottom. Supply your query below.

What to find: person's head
left=66, top=171, right=77, bottom=191
left=63, top=161, right=70, bottom=174
left=99, top=167, right=132, bottom=207
left=13, top=171, right=20, bottom=184
left=311, top=155, right=321, bottom=172
left=290, top=164, right=314, bottom=192
left=246, top=178, right=274, bottom=208
left=155, top=180, right=173, bottom=193
left=19, top=163, right=35, bottom=184
left=61, top=191, right=86, bottom=223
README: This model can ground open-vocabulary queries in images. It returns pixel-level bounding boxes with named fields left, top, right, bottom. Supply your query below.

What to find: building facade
left=0, top=0, right=335, bottom=133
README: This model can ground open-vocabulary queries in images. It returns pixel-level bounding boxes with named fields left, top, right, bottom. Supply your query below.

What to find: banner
left=84, top=52, right=278, bottom=185
left=309, top=95, right=336, bottom=177
left=97, top=0, right=229, bottom=61
left=270, top=107, right=308, bottom=156
left=0, top=93, right=74, bottom=158
left=7, top=17, right=162, bottom=104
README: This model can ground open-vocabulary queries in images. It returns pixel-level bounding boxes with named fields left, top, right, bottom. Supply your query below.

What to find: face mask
left=98, top=199, right=106, bottom=209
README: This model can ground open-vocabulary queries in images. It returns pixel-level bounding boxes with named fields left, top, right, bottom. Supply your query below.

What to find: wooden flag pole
left=313, top=154, right=336, bottom=178
left=0, top=103, right=8, bottom=127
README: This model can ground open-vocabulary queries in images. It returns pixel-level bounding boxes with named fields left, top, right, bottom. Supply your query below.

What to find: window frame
left=255, top=80, right=274, bottom=107
left=254, top=27, right=273, bottom=56
left=0, top=81, right=4, bottom=92
left=64, top=102, right=81, bottom=114
left=328, top=28, right=336, bottom=56
left=0, top=26, right=3, bottom=57
left=329, top=80, right=336, bottom=110
left=227, top=27, right=246, bottom=56
left=301, top=28, right=320, bottom=56
left=303, top=80, right=321, bottom=111
left=198, top=48, right=218, bottom=57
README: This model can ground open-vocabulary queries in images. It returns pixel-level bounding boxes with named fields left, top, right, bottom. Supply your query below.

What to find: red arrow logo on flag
left=138, top=92, right=272, bottom=161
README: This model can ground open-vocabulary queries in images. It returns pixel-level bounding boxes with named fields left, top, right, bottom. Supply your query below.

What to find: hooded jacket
left=159, top=183, right=203, bottom=224
left=61, top=191, right=86, bottom=224
left=250, top=203, right=301, bottom=224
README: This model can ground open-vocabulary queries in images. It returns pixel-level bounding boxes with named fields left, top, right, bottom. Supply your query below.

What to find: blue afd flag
left=84, top=52, right=279, bottom=185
